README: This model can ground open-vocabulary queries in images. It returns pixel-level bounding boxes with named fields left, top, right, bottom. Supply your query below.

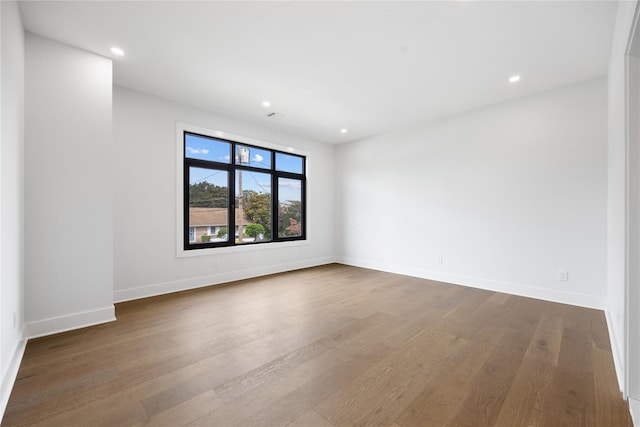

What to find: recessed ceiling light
left=262, top=101, right=271, bottom=107
left=340, top=128, right=348, bottom=134
left=509, top=75, right=521, bottom=83
left=110, top=47, right=124, bottom=56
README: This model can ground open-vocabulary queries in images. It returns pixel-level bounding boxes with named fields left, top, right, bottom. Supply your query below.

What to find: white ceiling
left=18, top=1, right=618, bottom=144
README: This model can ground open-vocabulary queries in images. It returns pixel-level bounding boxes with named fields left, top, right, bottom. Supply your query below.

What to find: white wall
left=607, top=0, right=639, bottom=402
left=608, top=0, right=640, bottom=419
left=628, top=53, right=640, bottom=422
left=24, top=33, right=114, bottom=338
left=336, top=78, right=607, bottom=309
left=0, top=1, right=25, bottom=418
left=113, top=86, right=335, bottom=301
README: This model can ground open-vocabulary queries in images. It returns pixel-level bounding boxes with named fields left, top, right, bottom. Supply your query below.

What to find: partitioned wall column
left=24, top=33, right=114, bottom=337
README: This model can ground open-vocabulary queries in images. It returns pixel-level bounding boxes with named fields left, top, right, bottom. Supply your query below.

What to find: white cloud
left=186, top=146, right=209, bottom=155
left=279, top=180, right=301, bottom=189
left=253, top=154, right=264, bottom=162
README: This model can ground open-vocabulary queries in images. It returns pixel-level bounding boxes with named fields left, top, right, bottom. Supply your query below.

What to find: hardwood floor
left=2, top=264, right=632, bottom=426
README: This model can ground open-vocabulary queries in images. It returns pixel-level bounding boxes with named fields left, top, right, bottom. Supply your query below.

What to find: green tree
left=189, top=182, right=227, bottom=208
left=242, top=190, right=272, bottom=239
left=245, top=223, right=265, bottom=240
left=217, top=227, right=228, bottom=238
left=278, top=200, right=302, bottom=237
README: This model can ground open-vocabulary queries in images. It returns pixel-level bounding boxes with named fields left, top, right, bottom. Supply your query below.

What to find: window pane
left=278, top=177, right=303, bottom=238
left=188, top=167, right=229, bottom=244
left=275, top=152, right=303, bottom=174
left=236, top=170, right=272, bottom=244
left=185, top=133, right=231, bottom=163
left=236, top=145, right=271, bottom=169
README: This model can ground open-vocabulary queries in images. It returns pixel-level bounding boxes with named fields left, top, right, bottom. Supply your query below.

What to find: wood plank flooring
left=2, top=264, right=632, bottom=426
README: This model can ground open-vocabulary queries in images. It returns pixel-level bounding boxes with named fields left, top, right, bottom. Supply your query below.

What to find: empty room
left=1, top=0, right=639, bottom=425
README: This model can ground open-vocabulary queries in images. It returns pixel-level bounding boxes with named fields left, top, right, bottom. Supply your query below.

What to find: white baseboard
left=630, top=398, right=639, bottom=427
left=605, top=308, right=627, bottom=394
left=114, top=256, right=337, bottom=303
left=336, top=257, right=604, bottom=309
left=0, top=337, right=26, bottom=422
left=24, top=305, right=116, bottom=339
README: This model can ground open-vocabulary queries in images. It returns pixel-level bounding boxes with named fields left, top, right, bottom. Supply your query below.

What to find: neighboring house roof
left=189, top=207, right=251, bottom=227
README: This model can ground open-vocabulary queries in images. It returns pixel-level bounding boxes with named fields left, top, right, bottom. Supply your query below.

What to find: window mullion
left=229, top=147, right=236, bottom=246
left=184, top=159, right=191, bottom=249
left=272, top=172, right=278, bottom=241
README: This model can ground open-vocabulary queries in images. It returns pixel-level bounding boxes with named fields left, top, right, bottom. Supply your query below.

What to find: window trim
left=176, top=122, right=309, bottom=258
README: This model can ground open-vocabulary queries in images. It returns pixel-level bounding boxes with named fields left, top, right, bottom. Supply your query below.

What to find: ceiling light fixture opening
left=340, top=128, right=348, bottom=134
left=110, top=47, right=125, bottom=56
left=262, top=101, right=271, bottom=107
left=509, top=75, right=521, bottom=83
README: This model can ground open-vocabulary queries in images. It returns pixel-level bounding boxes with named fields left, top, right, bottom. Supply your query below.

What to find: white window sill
left=176, top=239, right=311, bottom=258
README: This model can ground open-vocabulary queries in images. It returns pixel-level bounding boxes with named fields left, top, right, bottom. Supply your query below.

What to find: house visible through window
left=182, top=130, right=306, bottom=250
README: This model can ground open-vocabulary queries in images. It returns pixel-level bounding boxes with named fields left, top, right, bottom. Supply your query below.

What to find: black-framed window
left=183, top=131, right=306, bottom=250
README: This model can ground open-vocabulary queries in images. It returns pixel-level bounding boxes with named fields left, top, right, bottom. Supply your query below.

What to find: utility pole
left=237, top=147, right=250, bottom=243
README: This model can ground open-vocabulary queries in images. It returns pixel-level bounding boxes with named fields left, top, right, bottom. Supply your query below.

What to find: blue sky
left=185, top=134, right=303, bottom=174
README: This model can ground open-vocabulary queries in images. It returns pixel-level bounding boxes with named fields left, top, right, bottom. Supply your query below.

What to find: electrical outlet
left=438, top=256, right=444, bottom=265
left=558, top=270, right=569, bottom=281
